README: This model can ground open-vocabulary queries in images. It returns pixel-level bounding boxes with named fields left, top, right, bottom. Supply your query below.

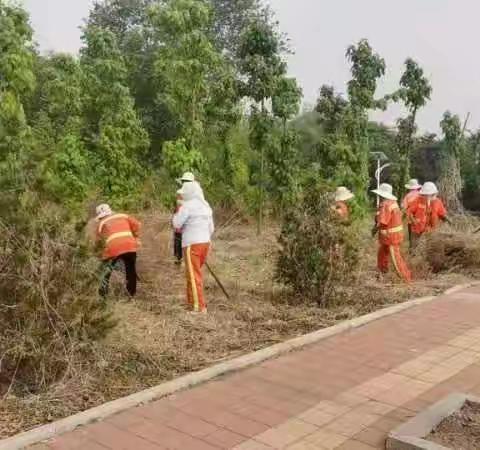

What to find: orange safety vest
left=402, top=191, right=420, bottom=211
left=335, top=201, right=349, bottom=220
left=377, top=200, right=404, bottom=246
left=408, top=196, right=447, bottom=235
left=97, top=213, right=141, bottom=260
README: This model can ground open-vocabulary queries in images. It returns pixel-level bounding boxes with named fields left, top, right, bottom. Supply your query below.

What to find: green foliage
left=346, top=39, right=385, bottom=110
left=276, top=179, right=359, bottom=306
left=461, top=131, right=480, bottom=210
left=0, top=1, right=35, bottom=196
left=80, top=26, right=150, bottom=206
left=237, top=19, right=286, bottom=103
left=439, top=111, right=464, bottom=212
left=440, top=111, right=463, bottom=158
left=150, top=0, right=228, bottom=150
left=162, top=138, right=204, bottom=180
left=392, top=59, right=432, bottom=193
left=345, top=40, right=386, bottom=198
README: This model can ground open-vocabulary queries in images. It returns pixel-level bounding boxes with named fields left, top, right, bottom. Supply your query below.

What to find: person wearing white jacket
left=172, top=182, right=214, bottom=313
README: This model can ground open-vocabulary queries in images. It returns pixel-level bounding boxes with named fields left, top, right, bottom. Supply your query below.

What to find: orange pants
left=185, top=243, right=210, bottom=311
left=377, top=244, right=412, bottom=282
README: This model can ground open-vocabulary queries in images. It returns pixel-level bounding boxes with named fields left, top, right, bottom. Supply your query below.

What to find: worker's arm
left=128, top=216, right=141, bottom=237
left=474, top=227, right=480, bottom=234
left=172, top=204, right=190, bottom=230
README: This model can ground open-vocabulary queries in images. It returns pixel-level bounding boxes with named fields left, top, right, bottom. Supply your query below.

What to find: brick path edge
left=1, top=282, right=479, bottom=450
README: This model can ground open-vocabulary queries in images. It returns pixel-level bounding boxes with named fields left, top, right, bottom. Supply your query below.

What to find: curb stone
left=1, top=281, right=479, bottom=450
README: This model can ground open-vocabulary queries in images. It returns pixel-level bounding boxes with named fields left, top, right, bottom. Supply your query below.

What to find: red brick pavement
left=32, top=286, right=480, bottom=449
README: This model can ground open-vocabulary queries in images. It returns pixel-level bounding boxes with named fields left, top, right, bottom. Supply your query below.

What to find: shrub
left=0, top=202, right=116, bottom=394
left=275, top=181, right=360, bottom=306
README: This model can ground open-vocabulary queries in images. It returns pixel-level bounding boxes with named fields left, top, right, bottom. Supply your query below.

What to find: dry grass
left=1, top=212, right=477, bottom=438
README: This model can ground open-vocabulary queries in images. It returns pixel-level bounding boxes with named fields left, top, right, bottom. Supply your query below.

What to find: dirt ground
left=428, top=400, right=480, bottom=449
left=0, top=212, right=476, bottom=438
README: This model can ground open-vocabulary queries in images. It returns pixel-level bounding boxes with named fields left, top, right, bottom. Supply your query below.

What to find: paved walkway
left=32, top=285, right=480, bottom=450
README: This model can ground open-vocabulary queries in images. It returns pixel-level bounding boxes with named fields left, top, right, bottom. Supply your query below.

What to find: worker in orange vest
left=407, top=182, right=448, bottom=245
left=371, top=183, right=412, bottom=282
left=402, top=179, right=422, bottom=210
left=334, top=186, right=355, bottom=220
left=95, top=204, right=141, bottom=298
left=402, top=178, right=422, bottom=250
left=173, top=182, right=214, bottom=314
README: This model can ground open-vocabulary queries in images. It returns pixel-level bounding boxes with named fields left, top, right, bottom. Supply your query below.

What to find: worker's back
left=97, top=214, right=141, bottom=260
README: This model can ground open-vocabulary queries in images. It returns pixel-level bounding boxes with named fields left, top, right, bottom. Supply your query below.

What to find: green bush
left=276, top=180, right=360, bottom=306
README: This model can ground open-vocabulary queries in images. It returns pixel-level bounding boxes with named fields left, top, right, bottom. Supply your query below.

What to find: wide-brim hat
left=405, top=178, right=421, bottom=190
left=95, top=203, right=112, bottom=220
left=371, top=183, right=397, bottom=200
left=335, top=187, right=354, bottom=202
left=176, top=171, right=195, bottom=184
left=420, top=182, right=438, bottom=196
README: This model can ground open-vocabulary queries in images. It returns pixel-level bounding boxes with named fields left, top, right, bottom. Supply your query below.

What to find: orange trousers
left=185, top=243, right=210, bottom=312
left=377, top=244, right=412, bottom=282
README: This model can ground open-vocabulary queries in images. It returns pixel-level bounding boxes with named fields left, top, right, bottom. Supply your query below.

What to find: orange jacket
left=335, top=201, right=349, bottom=220
left=96, top=213, right=141, bottom=260
left=377, top=199, right=404, bottom=246
left=408, top=196, right=447, bottom=235
left=402, top=191, right=420, bottom=211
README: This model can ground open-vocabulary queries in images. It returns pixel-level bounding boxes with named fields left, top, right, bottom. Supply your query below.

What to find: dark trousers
left=99, top=252, right=137, bottom=298
left=174, top=232, right=183, bottom=262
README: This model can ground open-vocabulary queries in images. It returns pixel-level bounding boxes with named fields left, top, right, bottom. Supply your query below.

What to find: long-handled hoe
left=205, top=262, right=231, bottom=300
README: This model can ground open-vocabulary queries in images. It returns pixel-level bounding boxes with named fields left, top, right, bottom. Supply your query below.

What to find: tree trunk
left=438, top=155, right=463, bottom=214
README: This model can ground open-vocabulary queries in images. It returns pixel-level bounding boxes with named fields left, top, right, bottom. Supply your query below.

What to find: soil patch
left=428, top=400, right=480, bottom=450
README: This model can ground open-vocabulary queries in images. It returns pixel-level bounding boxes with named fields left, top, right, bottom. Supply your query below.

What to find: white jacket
left=172, top=183, right=214, bottom=248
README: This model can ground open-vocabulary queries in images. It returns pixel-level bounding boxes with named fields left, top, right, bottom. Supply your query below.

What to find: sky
left=23, top=0, right=480, bottom=133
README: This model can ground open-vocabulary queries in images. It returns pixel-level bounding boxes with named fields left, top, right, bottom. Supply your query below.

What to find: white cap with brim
left=335, top=186, right=355, bottom=202
left=405, top=178, right=422, bottom=190
left=177, top=171, right=195, bottom=183
left=420, top=182, right=438, bottom=196
left=95, top=204, right=112, bottom=220
left=371, top=183, right=397, bottom=201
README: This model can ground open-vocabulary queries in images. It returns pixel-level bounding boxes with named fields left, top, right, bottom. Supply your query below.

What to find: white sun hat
left=181, top=172, right=195, bottom=182
left=95, top=203, right=112, bottom=220
left=420, top=181, right=439, bottom=196
left=335, top=186, right=355, bottom=202
left=371, top=183, right=397, bottom=201
left=405, top=178, right=422, bottom=190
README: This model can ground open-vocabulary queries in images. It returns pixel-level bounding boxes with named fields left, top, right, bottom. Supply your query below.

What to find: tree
left=345, top=39, right=386, bottom=198
left=150, top=0, right=233, bottom=155
left=80, top=26, right=150, bottom=205
left=210, top=0, right=262, bottom=55
left=392, top=59, right=432, bottom=194
left=0, top=1, right=36, bottom=209
left=268, top=77, right=302, bottom=209
left=27, top=54, right=93, bottom=208
left=439, top=111, right=464, bottom=213
left=313, top=86, right=358, bottom=186
left=238, top=18, right=287, bottom=232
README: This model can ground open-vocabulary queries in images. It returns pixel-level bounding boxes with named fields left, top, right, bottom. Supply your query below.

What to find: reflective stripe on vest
left=380, top=225, right=403, bottom=235
left=98, top=214, right=129, bottom=233
left=106, top=231, right=134, bottom=244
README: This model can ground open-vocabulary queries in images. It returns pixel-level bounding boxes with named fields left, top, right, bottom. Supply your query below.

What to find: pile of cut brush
left=415, top=221, right=480, bottom=274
